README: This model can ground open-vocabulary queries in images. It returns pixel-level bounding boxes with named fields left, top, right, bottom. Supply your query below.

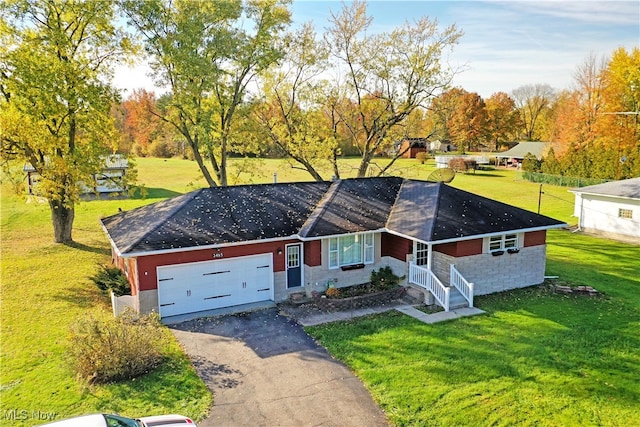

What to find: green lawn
left=306, top=228, right=640, bottom=425
left=0, top=166, right=212, bottom=425
left=1, top=156, right=634, bottom=426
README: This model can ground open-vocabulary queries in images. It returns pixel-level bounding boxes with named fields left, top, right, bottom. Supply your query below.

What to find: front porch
left=408, top=263, right=474, bottom=312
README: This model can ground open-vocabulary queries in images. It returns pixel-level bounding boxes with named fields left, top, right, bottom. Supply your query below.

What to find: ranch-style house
left=100, top=177, right=566, bottom=319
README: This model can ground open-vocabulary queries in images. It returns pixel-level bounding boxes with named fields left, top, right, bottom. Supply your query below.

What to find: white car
left=38, top=413, right=196, bottom=427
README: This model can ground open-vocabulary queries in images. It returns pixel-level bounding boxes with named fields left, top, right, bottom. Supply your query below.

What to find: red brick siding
left=381, top=233, right=412, bottom=261
left=434, top=239, right=482, bottom=257
left=126, top=258, right=138, bottom=295
left=113, top=252, right=139, bottom=296
left=524, top=230, right=547, bottom=247
left=304, top=240, right=321, bottom=267
left=135, top=240, right=298, bottom=291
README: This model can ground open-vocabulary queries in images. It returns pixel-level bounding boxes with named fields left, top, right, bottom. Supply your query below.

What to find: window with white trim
left=328, top=233, right=374, bottom=269
left=488, top=233, right=519, bottom=252
left=415, top=242, right=429, bottom=266
left=619, top=208, right=633, bottom=220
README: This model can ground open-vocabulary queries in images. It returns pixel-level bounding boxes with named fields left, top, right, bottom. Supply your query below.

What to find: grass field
left=307, top=231, right=640, bottom=426
left=1, top=156, right=635, bottom=426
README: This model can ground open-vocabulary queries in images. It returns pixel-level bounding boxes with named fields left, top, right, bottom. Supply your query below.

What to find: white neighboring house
left=24, top=154, right=129, bottom=196
left=570, top=177, right=640, bottom=243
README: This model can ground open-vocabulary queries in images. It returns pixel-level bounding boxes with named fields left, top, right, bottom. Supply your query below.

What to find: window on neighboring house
left=619, top=208, right=633, bottom=220
left=488, top=233, right=519, bottom=252
left=328, top=233, right=374, bottom=269
left=415, top=242, right=429, bottom=266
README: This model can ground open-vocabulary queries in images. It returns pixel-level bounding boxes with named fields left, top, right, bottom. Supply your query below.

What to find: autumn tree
left=121, top=89, right=163, bottom=156
left=546, top=89, right=582, bottom=153
left=511, top=83, right=555, bottom=141
left=447, top=90, right=486, bottom=152
left=122, top=0, right=290, bottom=187
left=574, top=53, right=607, bottom=145
left=212, top=0, right=291, bottom=185
left=540, top=49, right=640, bottom=180
left=0, top=0, right=134, bottom=243
left=251, top=23, right=334, bottom=181
left=425, top=87, right=465, bottom=141
left=485, top=92, right=520, bottom=149
left=597, top=47, right=640, bottom=153
left=325, top=0, right=462, bottom=177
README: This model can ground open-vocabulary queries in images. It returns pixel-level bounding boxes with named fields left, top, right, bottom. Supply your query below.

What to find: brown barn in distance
left=398, top=137, right=429, bottom=158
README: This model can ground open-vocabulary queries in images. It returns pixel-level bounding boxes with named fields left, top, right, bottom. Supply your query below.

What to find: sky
left=113, top=0, right=640, bottom=99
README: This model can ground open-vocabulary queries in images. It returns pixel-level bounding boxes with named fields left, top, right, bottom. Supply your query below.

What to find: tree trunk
left=192, top=145, right=217, bottom=187
left=218, top=138, right=228, bottom=187
left=357, top=151, right=374, bottom=177
left=49, top=199, right=74, bottom=243
left=331, top=148, right=341, bottom=180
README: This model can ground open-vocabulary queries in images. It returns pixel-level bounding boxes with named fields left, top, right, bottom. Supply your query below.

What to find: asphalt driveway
left=171, top=307, right=388, bottom=427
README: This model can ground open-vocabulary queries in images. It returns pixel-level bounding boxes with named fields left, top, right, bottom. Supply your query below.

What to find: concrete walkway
left=295, top=304, right=485, bottom=327
left=395, top=305, right=486, bottom=324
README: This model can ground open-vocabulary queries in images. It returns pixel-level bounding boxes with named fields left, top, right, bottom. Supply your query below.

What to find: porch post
left=424, top=243, right=435, bottom=305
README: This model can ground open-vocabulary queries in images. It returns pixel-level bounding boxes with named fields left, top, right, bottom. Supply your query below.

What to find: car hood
left=138, top=414, right=196, bottom=426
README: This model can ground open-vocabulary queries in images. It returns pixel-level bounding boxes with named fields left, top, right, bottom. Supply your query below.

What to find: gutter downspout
left=574, top=194, right=584, bottom=232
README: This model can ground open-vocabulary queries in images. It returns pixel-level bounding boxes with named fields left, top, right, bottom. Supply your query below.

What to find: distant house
left=101, top=177, right=565, bottom=319
left=429, top=140, right=456, bottom=152
left=570, top=177, right=640, bottom=243
left=495, top=141, right=548, bottom=167
left=398, top=138, right=429, bottom=158
left=24, top=154, right=129, bottom=196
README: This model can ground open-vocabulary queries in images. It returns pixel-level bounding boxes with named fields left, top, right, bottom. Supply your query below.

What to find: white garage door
left=157, top=253, right=274, bottom=317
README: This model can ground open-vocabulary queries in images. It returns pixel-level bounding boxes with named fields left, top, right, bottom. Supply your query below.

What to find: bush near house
left=370, top=266, right=402, bottom=291
left=90, top=264, right=131, bottom=296
left=69, top=311, right=169, bottom=384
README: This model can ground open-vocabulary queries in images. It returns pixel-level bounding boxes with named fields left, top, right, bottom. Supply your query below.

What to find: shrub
left=447, top=157, right=467, bottom=172
left=464, top=159, right=477, bottom=172
left=68, top=310, right=169, bottom=383
left=90, top=264, right=131, bottom=296
left=370, top=266, right=401, bottom=292
left=415, top=152, right=429, bottom=164
left=148, top=138, right=176, bottom=158
left=522, top=153, right=541, bottom=172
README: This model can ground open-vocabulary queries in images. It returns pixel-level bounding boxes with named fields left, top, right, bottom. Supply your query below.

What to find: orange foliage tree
left=121, top=89, right=163, bottom=155
left=485, top=92, right=520, bottom=150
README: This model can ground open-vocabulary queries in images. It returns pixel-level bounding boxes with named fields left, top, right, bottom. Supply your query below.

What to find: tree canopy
left=0, top=0, right=134, bottom=242
left=121, top=0, right=291, bottom=187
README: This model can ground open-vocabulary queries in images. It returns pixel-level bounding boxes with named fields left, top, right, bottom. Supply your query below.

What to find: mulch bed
left=279, top=286, right=411, bottom=319
left=313, top=286, right=407, bottom=311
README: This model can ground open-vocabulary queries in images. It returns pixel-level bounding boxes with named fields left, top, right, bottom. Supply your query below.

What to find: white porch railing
left=450, top=264, right=474, bottom=308
left=409, top=263, right=450, bottom=311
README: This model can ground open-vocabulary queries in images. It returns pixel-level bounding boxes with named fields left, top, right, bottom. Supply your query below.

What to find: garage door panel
left=157, top=254, right=273, bottom=317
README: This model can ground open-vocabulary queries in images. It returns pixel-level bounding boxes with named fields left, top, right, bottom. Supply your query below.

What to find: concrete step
left=448, top=287, right=469, bottom=309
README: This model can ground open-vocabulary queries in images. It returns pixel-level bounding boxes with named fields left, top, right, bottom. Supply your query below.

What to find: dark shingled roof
left=101, top=182, right=330, bottom=254
left=102, top=177, right=565, bottom=255
left=387, top=181, right=564, bottom=242
left=299, top=177, right=403, bottom=237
